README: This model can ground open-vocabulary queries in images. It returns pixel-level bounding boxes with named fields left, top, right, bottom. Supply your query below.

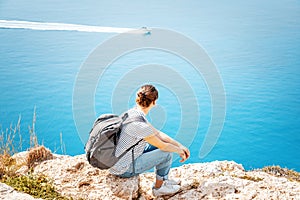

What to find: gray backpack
left=85, top=112, right=145, bottom=169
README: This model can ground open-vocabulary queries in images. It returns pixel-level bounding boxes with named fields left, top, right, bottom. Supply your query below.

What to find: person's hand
left=179, top=146, right=190, bottom=162
left=183, top=146, right=190, bottom=159
left=179, top=149, right=186, bottom=162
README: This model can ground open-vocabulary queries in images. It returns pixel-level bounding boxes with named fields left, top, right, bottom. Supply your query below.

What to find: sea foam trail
left=0, top=20, right=136, bottom=33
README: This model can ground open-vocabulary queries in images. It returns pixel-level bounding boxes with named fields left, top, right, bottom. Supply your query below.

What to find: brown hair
left=136, top=84, right=158, bottom=108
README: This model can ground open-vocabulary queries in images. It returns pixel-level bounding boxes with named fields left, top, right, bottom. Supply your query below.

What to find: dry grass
left=191, top=178, right=201, bottom=189
left=262, top=166, right=300, bottom=182
left=0, top=146, right=66, bottom=199
left=28, top=107, right=38, bottom=148
left=0, top=116, right=22, bottom=156
left=0, top=108, right=70, bottom=199
left=26, top=146, right=53, bottom=168
left=236, top=175, right=263, bottom=182
left=0, top=152, right=17, bottom=179
left=0, top=116, right=22, bottom=179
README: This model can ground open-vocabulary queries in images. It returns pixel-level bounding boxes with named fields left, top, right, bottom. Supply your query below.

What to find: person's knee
left=117, top=172, right=131, bottom=178
left=161, top=151, right=172, bottom=162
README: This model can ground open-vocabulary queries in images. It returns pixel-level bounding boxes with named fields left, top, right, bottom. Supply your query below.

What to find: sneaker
left=165, top=179, right=181, bottom=185
left=152, top=182, right=180, bottom=196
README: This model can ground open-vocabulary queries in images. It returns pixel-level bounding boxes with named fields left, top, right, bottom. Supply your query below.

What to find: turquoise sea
left=0, top=0, right=299, bottom=171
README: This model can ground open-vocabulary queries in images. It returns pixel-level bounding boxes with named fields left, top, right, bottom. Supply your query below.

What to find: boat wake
left=0, top=20, right=136, bottom=33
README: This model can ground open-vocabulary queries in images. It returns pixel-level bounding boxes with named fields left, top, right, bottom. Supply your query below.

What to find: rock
left=33, top=155, right=139, bottom=199
left=7, top=152, right=300, bottom=200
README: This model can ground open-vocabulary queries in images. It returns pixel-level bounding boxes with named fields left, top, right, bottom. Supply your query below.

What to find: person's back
left=109, top=107, right=153, bottom=175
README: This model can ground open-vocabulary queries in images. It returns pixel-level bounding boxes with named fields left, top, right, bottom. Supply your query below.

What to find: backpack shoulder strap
left=121, top=112, right=146, bottom=125
left=118, top=112, right=148, bottom=173
left=117, top=111, right=146, bottom=156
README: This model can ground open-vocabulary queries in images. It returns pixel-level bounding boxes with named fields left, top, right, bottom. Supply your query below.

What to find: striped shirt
left=109, top=107, right=154, bottom=175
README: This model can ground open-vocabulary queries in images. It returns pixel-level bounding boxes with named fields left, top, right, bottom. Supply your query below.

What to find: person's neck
left=136, top=105, right=151, bottom=115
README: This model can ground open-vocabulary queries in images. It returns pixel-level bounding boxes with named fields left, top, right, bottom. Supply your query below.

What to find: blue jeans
left=118, top=145, right=173, bottom=180
left=143, top=143, right=158, bottom=153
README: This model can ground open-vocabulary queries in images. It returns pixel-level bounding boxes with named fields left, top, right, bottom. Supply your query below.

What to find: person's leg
left=155, top=180, right=164, bottom=188
left=143, top=142, right=169, bottom=187
left=153, top=151, right=173, bottom=187
left=118, top=149, right=180, bottom=196
left=118, top=149, right=172, bottom=180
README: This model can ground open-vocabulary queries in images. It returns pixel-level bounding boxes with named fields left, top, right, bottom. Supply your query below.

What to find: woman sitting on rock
left=109, top=84, right=190, bottom=197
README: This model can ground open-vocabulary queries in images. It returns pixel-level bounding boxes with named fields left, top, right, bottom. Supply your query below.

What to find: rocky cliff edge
left=1, top=149, right=300, bottom=200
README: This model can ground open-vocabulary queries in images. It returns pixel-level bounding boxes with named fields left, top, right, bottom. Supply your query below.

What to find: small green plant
left=2, top=173, right=70, bottom=200
left=0, top=146, right=70, bottom=199
left=0, top=108, right=72, bottom=199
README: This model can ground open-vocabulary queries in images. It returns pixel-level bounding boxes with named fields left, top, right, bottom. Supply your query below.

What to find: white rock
left=8, top=152, right=300, bottom=200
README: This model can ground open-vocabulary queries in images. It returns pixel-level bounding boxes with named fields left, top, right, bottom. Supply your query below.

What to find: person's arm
left=156, top=130, right=190, bottom=160
left=148, top=123, right=190, bottom=159
left=157, top=130, right=183, bottom=148
left=144, top=127, right=190, bottom=162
